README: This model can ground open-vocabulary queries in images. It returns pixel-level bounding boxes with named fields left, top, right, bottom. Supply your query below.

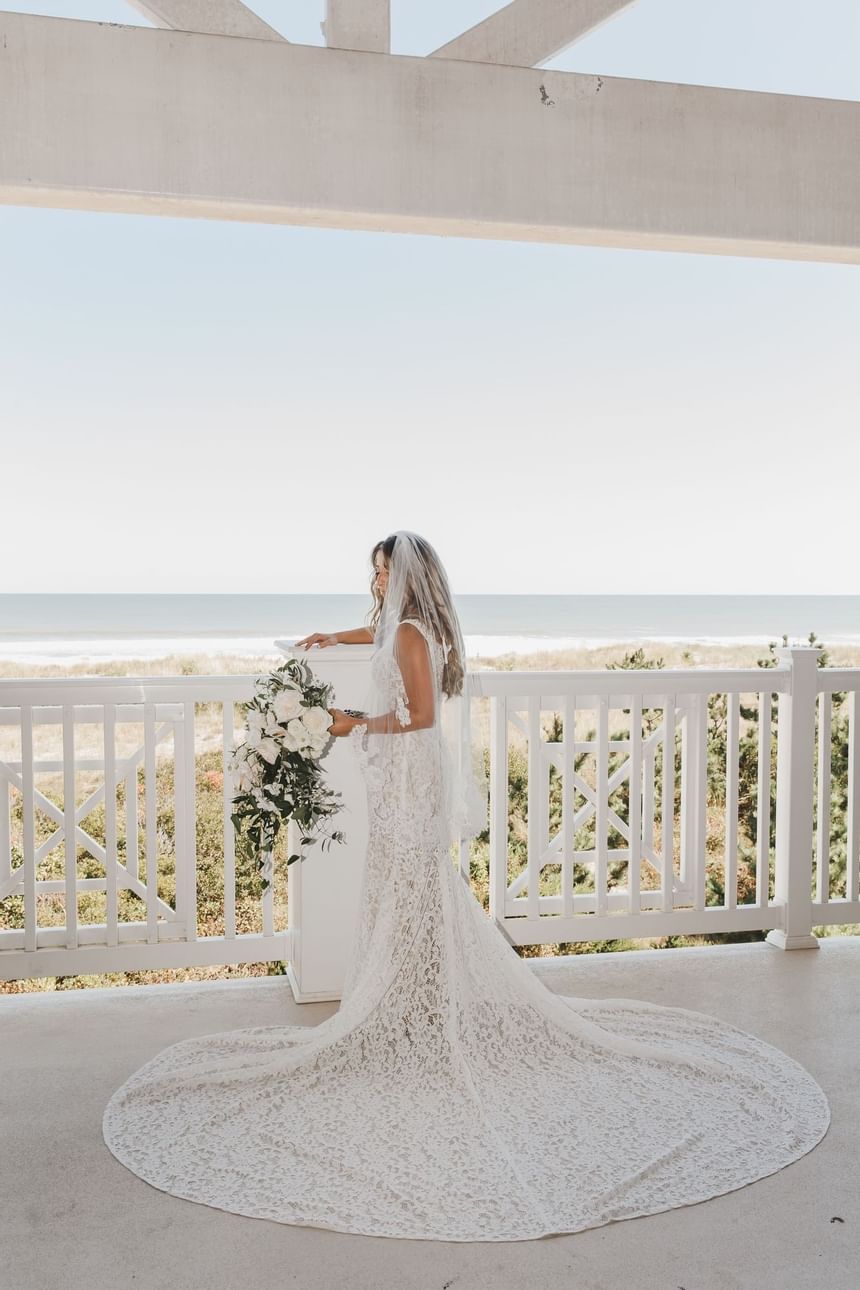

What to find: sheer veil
left=351, top=531, right=488, bottom=856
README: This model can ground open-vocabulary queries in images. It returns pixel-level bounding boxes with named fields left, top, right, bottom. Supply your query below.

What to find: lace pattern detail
left=102, top=615, right=831, bottom=1241
left=393, top=671, right=411, bottom=726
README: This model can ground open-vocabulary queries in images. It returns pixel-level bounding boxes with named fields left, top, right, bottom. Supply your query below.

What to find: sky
left=1, top=0, right=858, bottom=596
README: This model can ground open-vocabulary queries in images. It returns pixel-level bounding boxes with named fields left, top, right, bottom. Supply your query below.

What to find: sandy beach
left=2, top=634, right=858, bottom=680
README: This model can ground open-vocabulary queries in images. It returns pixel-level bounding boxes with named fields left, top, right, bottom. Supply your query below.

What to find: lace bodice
left=363, top=616, right=447, bottom=727
left=346, top=616, right=450, bottom=858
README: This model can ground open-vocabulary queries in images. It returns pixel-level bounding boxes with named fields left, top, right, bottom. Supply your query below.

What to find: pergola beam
left=430, top=0, right=639, bottom=67
left=323, top=1, right=390, bottom=54
left=125, top=0, right=286, bottom=41
left=1, top=12, right=858, bottom=266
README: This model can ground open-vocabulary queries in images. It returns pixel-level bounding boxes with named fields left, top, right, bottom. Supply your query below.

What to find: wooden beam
left=323, top=1, right=389, bottom=54
left=1, top=12, right=858, bottom=266
left=431, top=0, right=638, bottom=68
left=125, top=0, right=286, bottom=41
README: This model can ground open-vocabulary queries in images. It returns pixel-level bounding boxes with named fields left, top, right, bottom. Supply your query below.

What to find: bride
left=103, top=530, right=830, bottom=1242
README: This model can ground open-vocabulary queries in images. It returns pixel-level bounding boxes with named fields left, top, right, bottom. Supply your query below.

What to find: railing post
left=680, top=693, right=707, bottom=910
left=489, top=695, right=508, bottom=927
left=766, top=646, right=823, bottom=950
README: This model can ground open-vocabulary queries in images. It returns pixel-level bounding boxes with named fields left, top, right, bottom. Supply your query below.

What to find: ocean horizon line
left=1, top=592, right=857, bottom=665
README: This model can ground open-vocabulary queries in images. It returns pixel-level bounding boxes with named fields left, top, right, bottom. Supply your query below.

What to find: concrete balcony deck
left=2, top=937, right=857, bottom=1290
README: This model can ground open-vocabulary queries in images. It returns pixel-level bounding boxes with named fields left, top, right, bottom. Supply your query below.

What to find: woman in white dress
left=102, top=530, right=830, bottom=1242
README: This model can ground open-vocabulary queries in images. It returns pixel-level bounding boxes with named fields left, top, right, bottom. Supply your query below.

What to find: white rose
left=273, top=689, right=303, bottom=723
left=301, top=706, right=332, bottom=736
left=245, top=717, right=268, bottom=747
left=256, top=737, right=280, bottom=765
left=287, top=717, right=313, bottom=748
left=281, top=722, right=305, bottom=752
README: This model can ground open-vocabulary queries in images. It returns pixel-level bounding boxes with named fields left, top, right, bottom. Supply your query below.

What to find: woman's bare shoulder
left=396, top=620, right=425, bottom=644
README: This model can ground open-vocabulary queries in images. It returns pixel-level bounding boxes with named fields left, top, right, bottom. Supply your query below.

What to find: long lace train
left=102, top=619, right=830, bottom=1241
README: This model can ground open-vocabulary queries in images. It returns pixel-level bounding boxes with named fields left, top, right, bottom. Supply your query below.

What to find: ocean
left=0, top=594, right=858, bottom=664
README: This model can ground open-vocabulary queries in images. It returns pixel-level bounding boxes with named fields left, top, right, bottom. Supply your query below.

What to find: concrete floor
left=2, top=939, right=858, bottom=1290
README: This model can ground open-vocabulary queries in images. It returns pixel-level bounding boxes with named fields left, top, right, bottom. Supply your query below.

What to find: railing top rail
left=1, top=661, right=856, bottom=706
left=816, top=668, right=860, bottom=693
left=0, top=675, right=259, bottom=705
left=472, top=666, right=792, bottom=698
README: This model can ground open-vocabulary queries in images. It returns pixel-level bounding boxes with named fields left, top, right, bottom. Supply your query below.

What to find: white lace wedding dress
left=103, top=617, right=830, bottom=1241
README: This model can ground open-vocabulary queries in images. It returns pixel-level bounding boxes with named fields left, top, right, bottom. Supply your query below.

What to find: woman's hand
left=295, top=632, right=338, bottom=651
left=327, top=707, right=357, bottom=737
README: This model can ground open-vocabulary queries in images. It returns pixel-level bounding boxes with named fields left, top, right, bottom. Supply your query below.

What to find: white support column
left=766, top=647, right=823, bottom=950
left=278, top=643, right=373, bottom=1002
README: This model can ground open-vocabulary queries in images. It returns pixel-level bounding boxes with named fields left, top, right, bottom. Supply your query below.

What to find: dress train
left=103, top=618, right=830, bottom=1241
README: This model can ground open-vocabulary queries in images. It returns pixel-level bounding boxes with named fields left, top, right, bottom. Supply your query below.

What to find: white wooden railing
left=0, top=676, right=288, bottom=980
left=482, top=647, right=860, bottom=949
left=1, top=646, right=858, bottom=984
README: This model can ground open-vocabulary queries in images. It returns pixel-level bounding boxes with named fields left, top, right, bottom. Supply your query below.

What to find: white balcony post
left=276, top=642, right=373, bottom=1002
left=766, top=646, right=823, bottom=950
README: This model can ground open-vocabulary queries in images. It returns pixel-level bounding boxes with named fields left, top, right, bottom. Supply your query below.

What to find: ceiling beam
left=430, top=0, right=638, bottom=68
left=1, top=12, right=858, bottom=266
left=124, top=1, right=286, bottom=41
left=323, top=1, right=390, bottom=54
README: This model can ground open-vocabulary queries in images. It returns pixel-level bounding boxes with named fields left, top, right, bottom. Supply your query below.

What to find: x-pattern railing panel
left=0, top=677, right=288, bottom=977
left=481, top=669, right=814, bottom=944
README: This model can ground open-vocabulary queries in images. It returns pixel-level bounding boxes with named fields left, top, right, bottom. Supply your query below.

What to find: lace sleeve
left=348, top=720, right=370, bottom=767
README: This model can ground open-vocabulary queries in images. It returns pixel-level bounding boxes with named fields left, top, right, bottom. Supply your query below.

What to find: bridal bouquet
left=229, top=657, right=345, bottom=891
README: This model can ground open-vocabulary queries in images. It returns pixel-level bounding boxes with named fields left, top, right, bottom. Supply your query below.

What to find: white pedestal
left=275, top=640, right=373, bottom=1003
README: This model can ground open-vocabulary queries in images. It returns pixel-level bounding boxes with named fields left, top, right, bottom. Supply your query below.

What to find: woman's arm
left=393, top=623, right=435, bottom=730
left=335, top=627, right=375, bottom=644
left=296, top=626, right=373, bottom=649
